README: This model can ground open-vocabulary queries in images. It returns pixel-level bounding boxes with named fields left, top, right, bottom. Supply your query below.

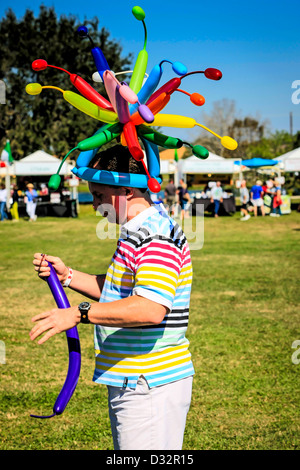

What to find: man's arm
left=33, top=253, right=105, bottom=301
left=30, top=296, right=168, bottom=344
left=68, top=270, right=106, bottom=301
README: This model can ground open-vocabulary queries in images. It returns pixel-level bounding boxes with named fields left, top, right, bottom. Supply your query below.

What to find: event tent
left=0, top=150, right=74, bottom=177
left=0, top=150, right=75, bottom=210
left=273, top=147, right=300, bottom=172
left=178, top=152, right=239, bottom=178
left=14, top=150, right=74, bottom=176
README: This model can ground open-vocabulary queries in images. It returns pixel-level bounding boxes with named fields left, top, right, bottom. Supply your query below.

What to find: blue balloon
left=172, top=61, right=188, bottom=76
left=77, top=25, right=88, bottom=37
left=72, top=166, right=161, bottom=190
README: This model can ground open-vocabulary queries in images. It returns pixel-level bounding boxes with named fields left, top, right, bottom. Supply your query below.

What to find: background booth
left=178, top=153, right=240, bottom=216
left=1, top=150, right=78, bottom=218
left=273, top=147, right=300, bottom=173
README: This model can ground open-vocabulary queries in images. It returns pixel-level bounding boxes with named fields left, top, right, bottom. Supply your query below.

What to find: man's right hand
left=33, top=253, right=69, bottom=285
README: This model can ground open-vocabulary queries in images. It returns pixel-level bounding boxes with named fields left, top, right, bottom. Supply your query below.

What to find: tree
left=194, top=99, right=237, bottom=157
left=0, top=6, right=132, bottom=159
left=246, top=130, right=293, bottom=159
left=226, top=116, right=267, bottom=159
left=193, top=99, right=272, bottom=158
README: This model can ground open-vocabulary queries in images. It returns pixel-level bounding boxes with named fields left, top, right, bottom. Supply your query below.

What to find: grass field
left=0, top=205, right=299, bottom=450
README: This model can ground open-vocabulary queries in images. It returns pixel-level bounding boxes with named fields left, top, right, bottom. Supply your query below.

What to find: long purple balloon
left=31, top=262, right=81, bottom=419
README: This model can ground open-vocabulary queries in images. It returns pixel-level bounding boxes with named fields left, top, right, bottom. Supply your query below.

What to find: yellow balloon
left=152, top=114, right=196, bottom=128
left=152, top=114, right=238, bottom=152
left=26, top=83, right=42, bottom=95
left=221, top=136, right=238, bottom=150
left=63, top=91, right=119, bottom=124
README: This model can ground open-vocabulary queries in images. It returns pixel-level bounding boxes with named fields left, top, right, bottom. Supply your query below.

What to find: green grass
left=0, top=206, right=299, bottom=450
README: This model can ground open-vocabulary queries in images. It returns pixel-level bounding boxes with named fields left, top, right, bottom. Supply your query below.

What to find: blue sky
left=1, top=0, right=300, bottom=149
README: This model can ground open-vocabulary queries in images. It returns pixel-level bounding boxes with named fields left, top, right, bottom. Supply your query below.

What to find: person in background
left=24, top=183, right=38, bottom=222
left=39, top=183, right=49, bottom=196
left=164, top=177, right=176, bottom=216
left=10, top=184, right=20, bottom=222
left=239, top=180, right=251, bottom=221
left=250, top=180, right=265, bottom=217
left=270, top=180, right=282, bottom=217
left=210, top=181, right=223, bottom=218
left=177, top=178, right=190, bottom=219
left=0, top=183, right=8, bottom=222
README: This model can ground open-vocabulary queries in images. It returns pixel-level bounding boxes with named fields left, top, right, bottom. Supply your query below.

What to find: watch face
left=80, top=302, right=90, bottom=309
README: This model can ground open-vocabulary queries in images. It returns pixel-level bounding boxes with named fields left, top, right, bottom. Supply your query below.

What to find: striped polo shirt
left=93, top=202, right=194, bottom=389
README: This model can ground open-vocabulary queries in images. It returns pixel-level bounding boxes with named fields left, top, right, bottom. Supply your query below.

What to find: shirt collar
left=120, top=202, right=167, bottom=238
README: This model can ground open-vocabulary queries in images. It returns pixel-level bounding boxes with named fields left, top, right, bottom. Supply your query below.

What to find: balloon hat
left=26, top=5, right=238, bottom=193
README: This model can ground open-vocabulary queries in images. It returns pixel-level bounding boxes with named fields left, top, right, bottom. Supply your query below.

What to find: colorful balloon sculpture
left=26, top=5, right=238, bottom=193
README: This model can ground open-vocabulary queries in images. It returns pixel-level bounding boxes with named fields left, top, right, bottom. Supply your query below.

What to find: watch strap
left=79, top=302, right=91, bottom=324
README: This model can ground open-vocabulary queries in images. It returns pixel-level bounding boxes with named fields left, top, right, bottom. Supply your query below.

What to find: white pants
left=26, top=201, right=37, bottom=219
left=107, top=375, right=193, bottom=450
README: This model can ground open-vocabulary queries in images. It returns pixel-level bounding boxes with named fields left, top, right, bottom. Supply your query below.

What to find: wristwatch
left=78, top=302, right=91, bottom=324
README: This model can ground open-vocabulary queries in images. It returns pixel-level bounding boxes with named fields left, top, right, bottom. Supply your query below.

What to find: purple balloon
left=138, top=104, right=154, bottom=123
left=30, top=262, right=81, bottom=419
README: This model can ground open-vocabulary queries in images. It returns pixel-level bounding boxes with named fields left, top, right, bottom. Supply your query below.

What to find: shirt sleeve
left=132, top=237, right=182, bottom=311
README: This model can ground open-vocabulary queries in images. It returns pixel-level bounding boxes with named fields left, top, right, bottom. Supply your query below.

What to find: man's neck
left=126, top=194, right=153, bottom=222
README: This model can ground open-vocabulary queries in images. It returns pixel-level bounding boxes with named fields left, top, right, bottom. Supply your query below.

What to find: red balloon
left=32, top=59, right=48, bottom=71
left=129, top=145, right=144, bottom=161
left=147, top=177, right=161, bottom=193
left=204, top=68, right=222, bottom=80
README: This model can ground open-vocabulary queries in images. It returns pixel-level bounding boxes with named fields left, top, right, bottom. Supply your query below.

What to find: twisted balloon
left=30, top=262, right=81, bottom=419
left=26, top=5, right=238, bottom=193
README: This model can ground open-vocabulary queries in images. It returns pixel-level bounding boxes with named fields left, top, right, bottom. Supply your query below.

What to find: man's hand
left=33, top=253, right=69, bottom=284
left=30, top=306, right=81, bottom=345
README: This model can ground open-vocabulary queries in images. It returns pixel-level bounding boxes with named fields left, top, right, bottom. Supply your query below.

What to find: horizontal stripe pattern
left=93, top=203, right=194, bottom=388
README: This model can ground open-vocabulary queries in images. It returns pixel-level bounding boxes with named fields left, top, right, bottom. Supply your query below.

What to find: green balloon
left=193, top=145, right=209, bottom=159
left=48, top=174, right=61, bottom=190
left=132, top=6, right=146, bottom=21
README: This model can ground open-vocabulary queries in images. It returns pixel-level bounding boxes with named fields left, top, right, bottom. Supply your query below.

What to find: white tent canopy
left=178, top=152, right=240, bottom=177
left=273, top=147, right=300, bottom=172
left=160, top=159, right=177, bottom=174
left=13, top=150, right=74, bottom=176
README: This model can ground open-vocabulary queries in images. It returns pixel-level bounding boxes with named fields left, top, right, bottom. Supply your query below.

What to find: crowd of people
left=163, top=176, right=286, bottom=221
left=164, top=179, right=233, bottom=218
left=0, top=182, right=48, bottom=222
left=0, top=176, right=287, bottom=223
left=239, top=178, right=284, bottom=221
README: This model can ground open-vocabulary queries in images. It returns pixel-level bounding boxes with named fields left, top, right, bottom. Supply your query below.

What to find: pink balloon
left=103, top=71, right=118, bottom=112
left=119, top=84, right=138, bottom=104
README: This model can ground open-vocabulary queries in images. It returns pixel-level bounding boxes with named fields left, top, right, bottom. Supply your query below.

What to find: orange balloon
left=190, top=93, right=205, bottom=106
left=120, top=131, right=127, bottom=146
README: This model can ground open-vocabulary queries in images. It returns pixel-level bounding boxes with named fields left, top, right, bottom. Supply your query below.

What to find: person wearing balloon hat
left=31, top=144, right=194, bottom=450
left=27, top=3, right=241, bottom=450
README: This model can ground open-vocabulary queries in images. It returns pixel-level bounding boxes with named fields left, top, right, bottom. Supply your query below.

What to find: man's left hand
left=30, top=306, right=80, bottom=345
